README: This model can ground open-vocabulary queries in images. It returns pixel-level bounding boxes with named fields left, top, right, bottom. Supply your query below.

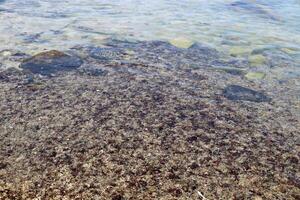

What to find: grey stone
left=188, top=42, right=219, bottom=58
left=20, top=50, right=83, bottom=75
left=223, top=85, right=271, bottom=102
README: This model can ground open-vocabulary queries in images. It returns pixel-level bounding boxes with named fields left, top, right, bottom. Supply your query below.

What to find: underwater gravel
left=0, top=40, right=299, bottom=199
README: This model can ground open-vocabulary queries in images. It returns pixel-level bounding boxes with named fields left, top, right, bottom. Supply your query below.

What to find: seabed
left=0, top=39, right=299, bottom=199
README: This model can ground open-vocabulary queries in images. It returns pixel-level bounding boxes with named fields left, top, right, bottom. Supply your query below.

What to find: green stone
left=281, top=48, right=299, bottom=55
left=245, top=72, right=266, bottom=80
left=229, top=46, right=251, bottom=57
left=169, top=38, right=194, bottom=49
left=249, top=54, right=267, bottom=66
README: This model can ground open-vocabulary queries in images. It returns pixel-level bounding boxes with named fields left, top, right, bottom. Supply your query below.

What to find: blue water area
left=0, top=0, right=299, bottom=69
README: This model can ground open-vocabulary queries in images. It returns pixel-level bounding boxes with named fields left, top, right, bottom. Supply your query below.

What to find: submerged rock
left=188, top=42, right=219, bottom=58
left=20, top=50, right=83, bottom=75
left=230, top=0, right=281, bottom=21
left=264, top=50, right=298, bottom=68
left=281, top=47, right=299, bottom=55
left=251, top=47, right=271, bottom=55
left=223, top=85, right=271, bottom=102
left=245, top=72, right=266, bottom=80
left=136, top=40, right=179, bottom=52
left=248, top=54, right=267, bottom=66
left=169, top=38, right=194, bottom=49
left=229, top=46, right=251, bottom=57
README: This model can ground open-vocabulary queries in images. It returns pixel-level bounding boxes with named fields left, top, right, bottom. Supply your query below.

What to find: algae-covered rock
left=249, top=54, right=267, bottom=66
left=229, top=46, right=251, bottom=57
left=223, top=85, right=271, bottom=102
left=169, top=38, right=194, bottom=48
left=245, top=72, right=266, bottom=80
left=20, top=50, right=83, bottom=75
left=281, top=47, right=299, bottom=55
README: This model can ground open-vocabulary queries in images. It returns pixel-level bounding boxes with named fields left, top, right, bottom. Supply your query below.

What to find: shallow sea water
left=0, top=0, right=299, bottom=109
left=1, top=1, right=300, bottom=199
left=0, top=0, right=300, bottom=60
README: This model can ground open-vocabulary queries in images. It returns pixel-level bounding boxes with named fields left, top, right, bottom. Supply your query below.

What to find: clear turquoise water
left=0, top=0, right=300, bottom=65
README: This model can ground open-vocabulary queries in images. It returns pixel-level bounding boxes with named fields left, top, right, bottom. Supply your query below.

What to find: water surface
left=0, top=0, right=300, bottom=79
left=0, top=0, right=299, bottom=57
